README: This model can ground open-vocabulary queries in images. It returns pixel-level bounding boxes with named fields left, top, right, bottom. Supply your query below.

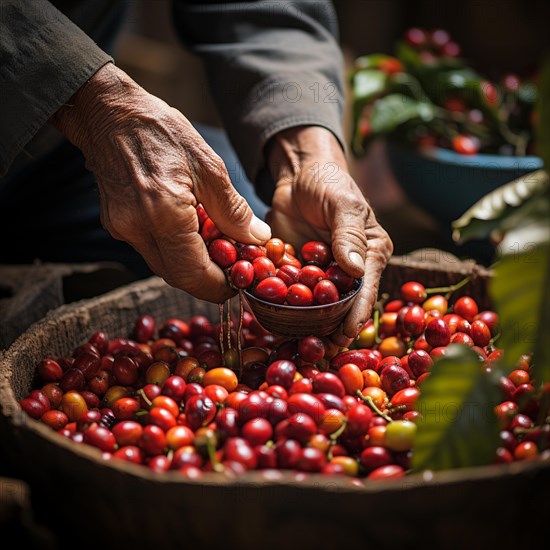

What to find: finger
left=338, top=237, right=392, bottom=342
left=328, top=194, right=370, bottom=279
left=147, top=229, right=236, bottom=303
left=193, top=152, right=271, bottom=245
left=102, top=191, right=235, bottom=303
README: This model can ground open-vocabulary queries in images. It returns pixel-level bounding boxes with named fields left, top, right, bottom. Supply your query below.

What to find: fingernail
left=250, top=215, right=271, bottom=242
left=349, top=252, right=364, bottom=270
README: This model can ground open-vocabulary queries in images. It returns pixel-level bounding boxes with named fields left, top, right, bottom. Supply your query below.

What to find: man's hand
left=51, top=63, right=271, bottom=302
left=266, top=126, right=393, bottom=347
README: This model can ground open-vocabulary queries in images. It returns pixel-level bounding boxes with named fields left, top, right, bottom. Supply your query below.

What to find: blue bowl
left=385, top=140, right=544, bottom=223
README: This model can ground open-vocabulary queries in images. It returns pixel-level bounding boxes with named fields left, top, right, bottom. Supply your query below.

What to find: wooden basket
left=0, top=253, right=548, bottom=550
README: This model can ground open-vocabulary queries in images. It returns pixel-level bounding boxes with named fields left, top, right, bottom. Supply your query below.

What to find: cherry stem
left=327, top=419, right=347, bottom=460
left=218, top=303, right=225, bottom=358
left=425, top=276, right=471, bottom=299
left=226, top=303, right=232, bottom=351
left=373, top=309, right=382, bottom=345
left=356, top=391, right=393, bottom=422
left=136, top=388, right=152, bottom=408
left=238, top=292, right=244, bottom=379
left=205, top=430, right=224, bottom=473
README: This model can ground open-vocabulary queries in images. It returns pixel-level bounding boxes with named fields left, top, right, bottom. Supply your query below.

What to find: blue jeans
left=0, top=124, right=269, bottom=278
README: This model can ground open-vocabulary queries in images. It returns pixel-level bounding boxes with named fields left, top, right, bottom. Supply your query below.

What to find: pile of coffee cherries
left=199, top=204, right=357, bottom=306
left=19, top=279, right=548, bottom=481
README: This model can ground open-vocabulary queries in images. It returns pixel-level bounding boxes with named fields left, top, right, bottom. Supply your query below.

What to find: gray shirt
left=0, top=0, right=345, bottom=200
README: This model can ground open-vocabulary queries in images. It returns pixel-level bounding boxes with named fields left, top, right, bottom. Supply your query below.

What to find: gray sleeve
left=0, top=0, right=113, bottom=175
left=172, top=0, right=345, bottom=201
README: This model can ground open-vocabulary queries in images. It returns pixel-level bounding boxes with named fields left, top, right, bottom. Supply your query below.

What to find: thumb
left=329, top=199, right=369, bottom=279
left=195, top=167, right=271, bottom=245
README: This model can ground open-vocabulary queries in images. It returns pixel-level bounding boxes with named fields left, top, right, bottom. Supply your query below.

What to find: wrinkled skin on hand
left=266, top=127, right=393, bottom=347
left=51, top=63, right=271, bottom=303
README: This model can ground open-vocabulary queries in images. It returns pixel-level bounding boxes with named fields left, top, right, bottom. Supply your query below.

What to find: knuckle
left=226, top=194, right=250, bottom=226
left=332, top=225, right=368, bottom=251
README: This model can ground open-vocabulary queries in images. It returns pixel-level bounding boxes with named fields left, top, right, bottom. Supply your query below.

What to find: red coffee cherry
left=286, top=283, right=314, bottom=306
left=208, top=239, right=237, bottom=269
left=254, top=277, right=288, bottom=304
left=300, top=241, right=333, bottom=267
left=313, top=280, right=340, bottom=305
left=230, top=260, right=255, bottom=289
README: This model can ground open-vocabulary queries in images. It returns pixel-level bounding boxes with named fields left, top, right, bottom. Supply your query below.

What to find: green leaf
left=452, top=169, right=549, bottom=243
left=395, top=41, right=422, bottom=70
left=370, top=94, right=435, bottom=135
left=412, top=345, right=501, bottom=472
left=432, top=68, right=481, bottom=97
left=353, top=54, right=396, bottom=71
left=351, top=69, right=387, bottom=104
left=490, top=240, right=550, bottom=382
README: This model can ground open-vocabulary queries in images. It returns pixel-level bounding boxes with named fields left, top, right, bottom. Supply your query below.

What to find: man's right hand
left=51, top=63, right=271, bottom=302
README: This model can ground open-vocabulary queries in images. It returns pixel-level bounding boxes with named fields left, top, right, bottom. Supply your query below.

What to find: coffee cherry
left=276, top=264, right=301, bottom=286
left=452, top=135, right=479, bottom=155
left=286, top=283, right=314, bottom=306
left=440, top=41, right=461, bottom=57
left=241, top=418, right=273, bottom=446
left=237, top=244, right=266, bottom=262
left=384, top=420, right=417, bottom=451
left=360, top=446, right=393, bottom=472
left=230, top=260, right=254, bottom=289
left=298, top=336, right=325, bottom=363
left=325, top=265, right=355, bottom=294
left=312, top=372, right=346, bottom=398
left=266, top=360, right=296, bottom=389
left=470, top=320, right=492, bottom=347
left=400, top=282, right=426, bottom=303
left=514, top=441, right=538, bottom=461
left=201, top=218, right=223, bottom=243
left=139, top=425, right=167, bottom=456
left=368, top=464, right=405, bottom=479
left=60, top=391, right=88, bottom=422
left=287, top=393, right=325, bottom=423
left=301, top=241, right=333, bottom=267
left=83, top=425, right=116, bottom=453
left=408, top=350, right=433, bottom=378
left=18, top=398, right=44, bottom=420
left=298, top=447, right=327, bottom=472
left=404, top=27, right=427, bottom=48
left=113, top=356, right=139, bottom=386
left=41, top=410, right=69, bottom=431
left=276, top=439, right=301, bottom=469
left=313, top=280, right=340, bottom=305
left=254, top=277, right=287, bottom=304
left=37, top=358, right=63, bottom=383
left=133, top=315, right=156, bottom=343
left=380, top=365, right=410, bottom=396
left=298, top=265, right=326, bottom=289
left=390, top=387, right=420, bottom=412
left=453, top=296, right=479, bottom=322
left=252, top=257, right=277, bottom=281
left=284, top=413, right=317, bottom=444
left=184, top=395, right=217, bottom=431
left=429, top=29, right=450, bottom=48
left=425, top=318, right=451, bottom=347
left=403, top=305, right=425, bottom=336
left=266, top=238, right=286, bottom=266
left=346, top=404, right=373, bottom=435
